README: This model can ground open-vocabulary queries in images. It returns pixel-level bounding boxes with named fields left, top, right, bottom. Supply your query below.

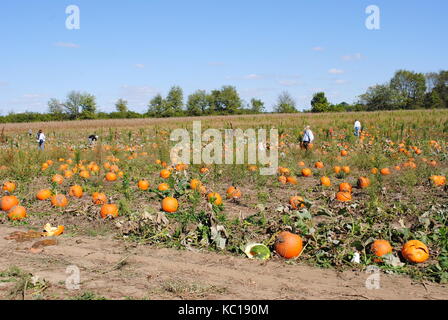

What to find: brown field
left=0, top=110, right=447, bottom=300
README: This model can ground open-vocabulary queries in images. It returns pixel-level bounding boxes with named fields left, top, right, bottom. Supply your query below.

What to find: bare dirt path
left=0, top=225, right=446, bottom=300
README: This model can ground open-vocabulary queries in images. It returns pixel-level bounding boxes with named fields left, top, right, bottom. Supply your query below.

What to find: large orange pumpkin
left=401, top=240, right=429, bottom=263
left=275, top=231, right=303, bottom=259
left=36, top=189, right=52, bottom=201
left=7, top=206, right=27, bottom=221
left=51, top=194, right=68, bottom=208
left=162, top=197, right=179, bottom=213
left=100, top=204, right=119, bottom=219
left=160, top=169, right=171, bottom=179
left=0, top=195, right=19, bottom=211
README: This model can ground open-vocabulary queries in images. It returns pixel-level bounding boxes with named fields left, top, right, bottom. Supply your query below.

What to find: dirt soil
left=0, top=225, right=447, bottom=300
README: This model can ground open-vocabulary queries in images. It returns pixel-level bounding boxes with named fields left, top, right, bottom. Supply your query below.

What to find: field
left=0, top=110, right=448, bottom=300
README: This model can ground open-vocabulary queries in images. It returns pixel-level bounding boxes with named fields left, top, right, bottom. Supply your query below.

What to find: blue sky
left=0, top=0, right=447, bottom=113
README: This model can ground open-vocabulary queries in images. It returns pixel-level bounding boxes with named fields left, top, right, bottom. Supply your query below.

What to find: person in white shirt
left=37, top=129, right=46, bottom=150
left=354, top=120, right=362, bottom=137
left=302, top=126, right=314, bottom=150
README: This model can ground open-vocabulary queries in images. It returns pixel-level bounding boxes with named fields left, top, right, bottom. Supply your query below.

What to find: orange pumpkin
left=0, top=195, right=19, bottom=211
left=160, top=169, right=171, bottom=179
left=7, top=206, right=27, bottom=221
left=336, top=191, right=352, bottom=202
left=341, top=166, right=350, bottom=174
left=36, top=189, right=52, bottom=201
left=162, top=197, right=179, bottom=213
left=138, top=180, right=150, bottom=191
left=79, top=170, right=91, bottom=179
left=289, top=196, right=305, bottom=209
left=105, top=172, right=117, bottom=182
left=190, top=179, right=202, bottom=190
left=297, top=161, right=306, bottom=167
left=371, top=168, right=379, bottom=175
left=158, top=183, right=170, bottom=191
left=401, top=240, right=429, bottom=263
left=380, top=168, right=391, bottom=175
left=371, top=240, right=393, bottom=260
left=301, top=168, right=312, bottom=177
left=320, top=176, right=331, bottom=187
left=357, top=177, right=371, bottom=189
left=208, top=192, right=223, bottom=205
left=341, top=150, right=348, bottom=157
left=314, top=161, right=324, bottom=169
left=92, top=192, right=107, bottom=205
left=51, top=194, right=68, bottom=208
left=278, top=176, right=287, bottom=184
left=51, top=174, right=64, bottom=185
left=275, top=231, right=303, bottom=259
left=430, top=175, right=446, bottom=187
left=199, top=167, right=210, bottom=174
left=100, top=204, right=119, bottom=219
left=339, top=182, right=352, bottom=193
left=286, top=176, right=298, bottom=185
left=64, top=170, right=74, bottom=178
left=226, top=186, right=242, bottom=199
left=69, top=185, right=83, bottom=198
left=2, top=181, right=16, bottom=193
left=333, top=166, right=341, bottom=174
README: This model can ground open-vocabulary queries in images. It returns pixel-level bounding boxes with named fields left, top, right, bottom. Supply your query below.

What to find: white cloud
left=135, top=64, right=145, bottom=69
left=54, top=42, right=80, bottom=48
left=328, top=68, right=345, bottom=75
left=312, top=46, right=324, bottom=51
left=342, top=53, right=362, bottom=61
left=334, top=79, right=348, bottom=85
left=278, top=80, right=299, bottom=87
left=244, top=74, right=263, bottom=80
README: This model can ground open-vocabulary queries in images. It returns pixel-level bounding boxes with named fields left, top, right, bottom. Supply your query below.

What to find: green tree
left=390, top=70, right=426, bottom=109
left=48, top=98, right=64, bottom=115
left=209, top=86, right=242, bottom=114
left=273, top=91, right=297, bottom=113
left=165, top=86, right=184, bottom=116
left=79, top=93, right=97, bottom=119
left=359, top=84, right=404, bottom=111
left=424, top=90, right=444, bottom=109
left=250, top=98, right=265, bottom=113
left=311, top=92, right=331, bottom=113
left=187, top=90, right=209, bottom=116
left=115, top=98, right=128, bottom=114
left=147, top=94, right=166, bottom=117
left=63, top=91, right=84, bottom=119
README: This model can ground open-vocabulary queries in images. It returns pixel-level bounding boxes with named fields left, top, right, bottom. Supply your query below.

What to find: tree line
left=1, top=69, right=446, bottom=123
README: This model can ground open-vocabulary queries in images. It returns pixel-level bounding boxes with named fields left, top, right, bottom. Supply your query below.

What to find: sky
left=0, top=0, right=447, bottom=114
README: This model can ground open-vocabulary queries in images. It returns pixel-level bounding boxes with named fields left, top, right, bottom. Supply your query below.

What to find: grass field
left=0, top=109, right=447, bottom=299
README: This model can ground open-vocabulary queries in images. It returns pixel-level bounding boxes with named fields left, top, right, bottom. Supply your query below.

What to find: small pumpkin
left=69, top=185, right=83, bottom=198
left=79, top=170, right=91, bottom=179
left=105, top=172, right=117, bottom=181
left=36, top=189, right=52, bottom=201
left=208, top=192, right=223, bottom=206
left=314, top=161, right=324, bottom=169
left=92, top=192, right=107, bottom=205
left=336, top=191, right=352, bottom=202
left=380, top=168, right=391, bottom=175
left=289, top=196, right=305, bottom=209
left=190, top=179, right=202, bottom=190
left=286, top=176, right=298, bottom=185
left=2, top=181, right=16, bottom=193
left=301, top=168, right=312, bottom=177
left=51, top=174, right=64, bottom=185
left=371, top=240, right=393, bottom=260
left=339, top=182, right=352, bottom=193
left=137, top=180, right=150, bottom=191
left=51, top=194, right=68, bottom=208
left=158, top=183, right=170, bottom=191
left=0, top=195, right=19, bottom=211
left=341, top=166, right=350, bottom=174
left=162, top=197, right=179, bottom=213
left=275, top=231, right=303, bottom=259
left=7, top=206, right=27, bottom=221
left=160, top=169, right=171, bottom=179
left=278, top=176, right=287, bottom=184
left=320, top=176, right=331, bottom=187
left=357, top=177, right=371, bottom=189
left=100, top=203, right=119, bottom=219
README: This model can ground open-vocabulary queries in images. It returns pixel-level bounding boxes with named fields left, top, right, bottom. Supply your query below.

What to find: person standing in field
left=302, top=125, right=314, bottom=150
left=36, top=129, right=45, bottom=150
left=354, top=120, right=362, bottom=137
